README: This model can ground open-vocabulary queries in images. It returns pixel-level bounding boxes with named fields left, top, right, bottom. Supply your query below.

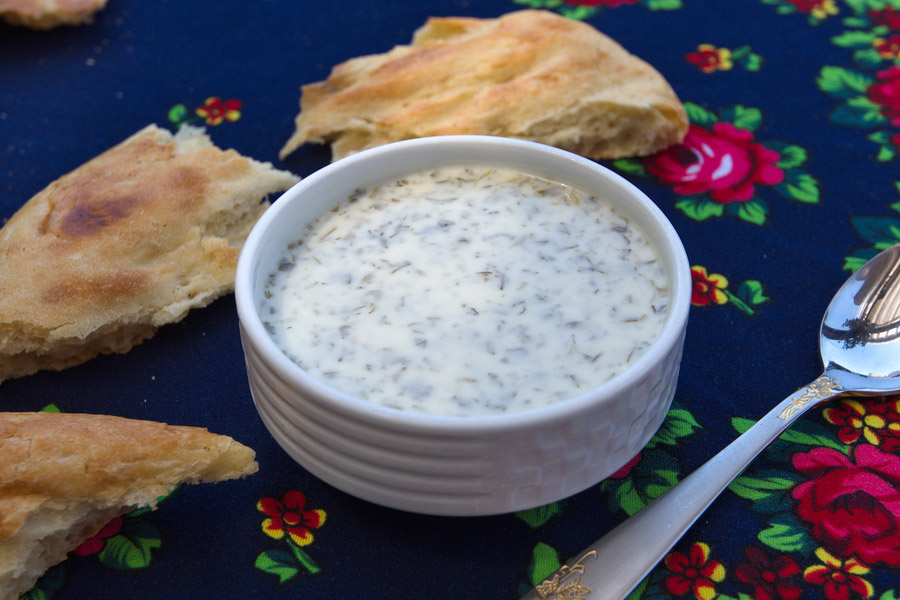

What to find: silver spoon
left=521, top=242, right=900, bottom=600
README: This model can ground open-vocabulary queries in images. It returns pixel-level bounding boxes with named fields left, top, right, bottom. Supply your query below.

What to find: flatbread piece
left=0, top=0, right=109, bottom=28
left=0, top=411, right=258, bottom=600
left=280, top=9, right=688, bottom=161
left=0, top=124, right=299, bottom=384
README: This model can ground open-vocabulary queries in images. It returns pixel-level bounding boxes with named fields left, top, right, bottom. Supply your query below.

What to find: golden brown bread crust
left=280, top=10, right=688, bottom=161
left=0, top=411, right=258, bottom=600
left=0, top=124, right=299, bottom=384
left=0, top=0, right=109, bottom=28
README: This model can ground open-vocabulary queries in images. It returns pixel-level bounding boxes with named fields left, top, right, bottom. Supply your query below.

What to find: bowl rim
left=236, top=135, right=690, bottom=434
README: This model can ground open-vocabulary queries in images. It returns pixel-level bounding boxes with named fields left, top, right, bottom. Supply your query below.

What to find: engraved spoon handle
left=520, top=373, right=846, bottom=600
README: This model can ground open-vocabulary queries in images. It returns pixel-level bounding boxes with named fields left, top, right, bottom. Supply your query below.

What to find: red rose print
left=792, top=445, right=900, bottom=567
left=664, top=542, right=725, bottom=600
left=868, top=67, right=900, bottom=126
left=257, top=490, right=326, bottom=547
left=609, top=452, right=641, bottom=479
left=735, top=546, right=802, bottom=600
left=643, top=123, right=784, bottom=204
left=870, top=7, right=900, bottom=30
left=73, top=516, right=123, bottom=556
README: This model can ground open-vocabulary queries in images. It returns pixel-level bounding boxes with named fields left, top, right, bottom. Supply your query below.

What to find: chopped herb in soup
left=261, top=166, right=668, bottom=416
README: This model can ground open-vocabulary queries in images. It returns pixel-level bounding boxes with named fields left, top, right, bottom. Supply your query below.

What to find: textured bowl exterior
left=242, top=323, right=684, bottom=515
left=236, top=136, right=690, bottom=516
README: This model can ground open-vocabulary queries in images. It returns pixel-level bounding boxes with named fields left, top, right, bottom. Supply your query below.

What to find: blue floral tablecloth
left=3, top=0, right=900, bottom=598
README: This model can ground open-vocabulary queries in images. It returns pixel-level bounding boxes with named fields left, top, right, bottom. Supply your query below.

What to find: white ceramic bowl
left=235, top=136, right=690, bottom=516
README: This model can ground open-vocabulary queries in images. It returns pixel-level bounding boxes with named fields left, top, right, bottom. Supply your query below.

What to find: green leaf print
left=847, top=191, right=900, bottom=269
left=721, top=105, right=763, bottom=132
left=736, top=280, right=770, bottom=306
left=844, top=251, right=877, bottom=271
left=288, top=543, right=321, bottom=575
left=683, top=102, right=719, bottom=127
left=730, top=470, right=800, bottom=515
left=601, top=450, right=681, bottom=515
left=734, top=199, right=769, bottom=225
left=645, top=469, right=680, bottom=499
left=675, top=197, right=724, bottom=221
left=612, top=158, right=647, bottom=177
left=516, top=502, right=563, bottom=528
left=734, top=416, right=846, bottom=454
left=645, top=0, right=682, bottom=10
left=96, top=519, right=161, bottom=570
left=610, top=478, right=644, bottom=516
left=732, top=45, right=764, bottom=71
left=731, top=417, right=756, bottom=435
left=255, top=550, right=301, bottom=584
left=647, top=406, right=701, bottom=448
left=528, top=542, right=562, bottom=586
left=817, top=66, right=872, bottom=98
left=831, top=30, right=879, bottom=48
left=517, top=542, right=564, bottom=597
left=832, top=96, right=887, bottom=128
left=866, top=130, right=900, bottom=162
left=775, top=171, right=820, bottom=204
left=842, top=16, right=870, bottom=28
left=850, top=216, right=900, bottom=247
left=167, top=103, right=189, bottom=126
left=758, top=513, right=813, bottom=554
left=728, top=470, right=797, bottom=501
left=869, top=130, right=895, bottom=144
left=840, top=0, right=871, bottom=15
left=771, top=143, right=808, bottom=169
left=877, top=144, right=897, bottom=161
left=854, top=48, right=887, bottom=70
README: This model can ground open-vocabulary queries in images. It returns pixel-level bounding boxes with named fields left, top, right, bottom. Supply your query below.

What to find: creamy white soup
left=260, top=166, right=668, bottom=417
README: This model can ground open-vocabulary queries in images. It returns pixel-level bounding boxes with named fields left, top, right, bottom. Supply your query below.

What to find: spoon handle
left=520, top=373, right=846, bottom=600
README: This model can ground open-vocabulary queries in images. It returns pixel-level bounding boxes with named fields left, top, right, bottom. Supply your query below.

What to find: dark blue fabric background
left=2, top=0, right=899, bottom=598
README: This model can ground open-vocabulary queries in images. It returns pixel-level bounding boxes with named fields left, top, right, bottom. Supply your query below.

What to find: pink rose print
left=868, top=66, right=900, bottom=126
left=792, top=445, right=900, bottom=567
left=73, top=516, right=124, bottom=556
left=609, top=453, right=641, bottom=478
left=869, top=7, right=900, bottom=30
left=643, top=123, right=785, bottom=204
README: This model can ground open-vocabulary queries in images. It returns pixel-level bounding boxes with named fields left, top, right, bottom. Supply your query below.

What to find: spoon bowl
left=820, top=245, right=900, bottom=380
left=522, top=243, right=900, bottom=600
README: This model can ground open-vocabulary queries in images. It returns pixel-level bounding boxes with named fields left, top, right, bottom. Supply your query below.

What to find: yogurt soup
left=260, top=166, right=669, bottom=417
